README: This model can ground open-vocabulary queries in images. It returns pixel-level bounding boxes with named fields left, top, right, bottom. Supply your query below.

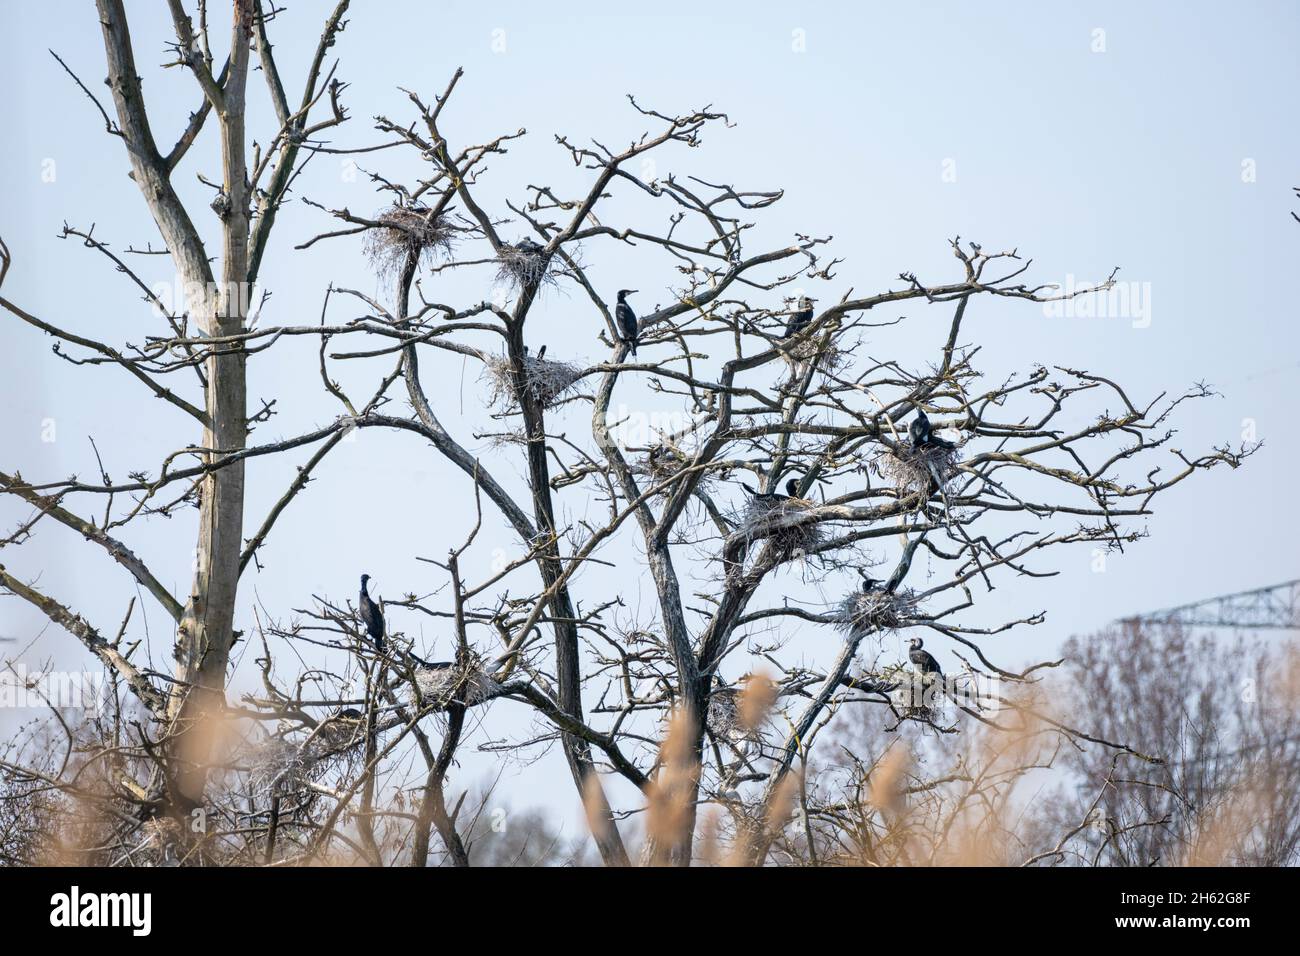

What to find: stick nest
left=410, top=658, right=504, bottom=709
left=873, top=443, right=962, bottom=496
left=246, top=738, right=321, bottom=799
left=707, top=688, right=758, bottom=746
left=783, top=337, right=847, bottom=373
left=836, top=587, right=920, bottom=635
left=243, top=711, right=366, bottom=799
left=364, top=203, right=455, bottom=275
left=496, top=239, right=557, bottom=290
left=737, top=495, right=824, bottom=560
left=483, top=353, right=586, bottom=410
left=636, top=444, right=710, bottom=494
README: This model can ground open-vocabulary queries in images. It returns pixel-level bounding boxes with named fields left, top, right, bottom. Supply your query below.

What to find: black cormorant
left=615, top=290, right=639, bottom=355
left=909, top=406, right=955, bottom=450
left=907, top=637, right=943, bottom=679
left=358, top=574, right=385, bottom=653
left=782, top=295, right=816, bottom=339
left=743, top=477, right=802, bottom=503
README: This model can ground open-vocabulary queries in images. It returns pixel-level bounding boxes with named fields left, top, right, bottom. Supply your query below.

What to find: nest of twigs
left=882, top=665, right=946, bottom=717
left=738, top=495, right=824, bottom=560
left=410, top=659, right=504, bottom=709
left=783, top=336, right=847, bottom=373
left=495, top=239, right=556, bottom=290
left=477, top=430, right=528, bottom=451
left=312, top=710, right=366, bottom=756
left=836, top=587, right=920, bottom=635
left=242, top=711, right=366, bottom=799
left=636, top=444, right=710, bottom=494
left=873, top=443, right=962, bottom=496
left=246, top=738, right=320, bottom=798
left=483, top=353, right=586, bottom=410
left=707, top=688, right=756, bottom=746
left=364, top=203, right=455, bottom=275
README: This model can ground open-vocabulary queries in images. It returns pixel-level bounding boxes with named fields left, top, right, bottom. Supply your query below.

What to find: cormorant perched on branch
left=907, top=637, right=943, bottom=679
left=782, top=295, right=817, bottom=339
left=908, top=407, right=955, bottom=450
left=615, top=289, right=639, bottom=355
left=358, top=574, right=385, bottom=653
left=743, top=477, right=802, bottom=503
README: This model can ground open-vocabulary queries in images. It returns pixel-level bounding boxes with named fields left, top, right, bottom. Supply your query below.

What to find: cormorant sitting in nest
left=858, top=570, right=883, bottom=593
left=908, top=407, right=955, bottom=450
left=907, top=636, right=943, bottom=679
left=615, top=289, right=639, bottom=356
left=358, top=574, right=385, bottom=653
left=743, top=477, right=803, bottom=503
left=782, top=295, right=817, bottom=339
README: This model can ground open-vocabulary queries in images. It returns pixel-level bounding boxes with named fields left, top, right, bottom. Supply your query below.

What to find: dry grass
left=644, top=707, right=702, bottom=863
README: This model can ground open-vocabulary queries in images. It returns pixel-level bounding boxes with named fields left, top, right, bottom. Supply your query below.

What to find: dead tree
left=1, top=0, right=351, bottom=815
left=0, top=7, right=1255, bottom=866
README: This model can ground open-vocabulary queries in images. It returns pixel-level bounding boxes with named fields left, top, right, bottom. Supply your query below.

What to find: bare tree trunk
left=97, top=0, right=252, bottom=810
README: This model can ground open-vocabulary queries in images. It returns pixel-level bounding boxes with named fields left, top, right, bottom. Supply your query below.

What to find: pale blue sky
left=1, top=2, right=1297, bottom=827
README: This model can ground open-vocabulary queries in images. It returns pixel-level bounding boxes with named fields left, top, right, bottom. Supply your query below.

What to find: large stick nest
left=879, top=664, right=946, bottom=717
left=707, top=688, right=759, bottom=746
left=836, top=587, right=921, bottom=635
left=496, top=239, right=558, bottom=290
left=483, top=353, right=586, bottom=410
left=783, top=336, right=847, bottom=373
left=364, top=203, right=456, bottom=275
left=242, top=711, right=366, bottom=799
left=409, top=658, right=504, bottom=709
left=737, top=494, right=825, bottom=560
left=873, top=442, right=962, bottom=496
left=635, top=443, right=711, bottom=494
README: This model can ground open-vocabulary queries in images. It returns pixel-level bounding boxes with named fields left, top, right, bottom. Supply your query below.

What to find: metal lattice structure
left=1120, top=579, right=1300, bottom=630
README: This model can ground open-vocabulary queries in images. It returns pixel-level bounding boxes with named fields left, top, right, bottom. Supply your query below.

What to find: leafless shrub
left=1029, top=625, right=1300, bottom=866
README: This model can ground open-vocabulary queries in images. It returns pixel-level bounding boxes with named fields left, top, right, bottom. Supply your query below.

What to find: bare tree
left=0, top=3, right=1254, bottom=866
left=1026, top=624, right=1300, bottom=866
